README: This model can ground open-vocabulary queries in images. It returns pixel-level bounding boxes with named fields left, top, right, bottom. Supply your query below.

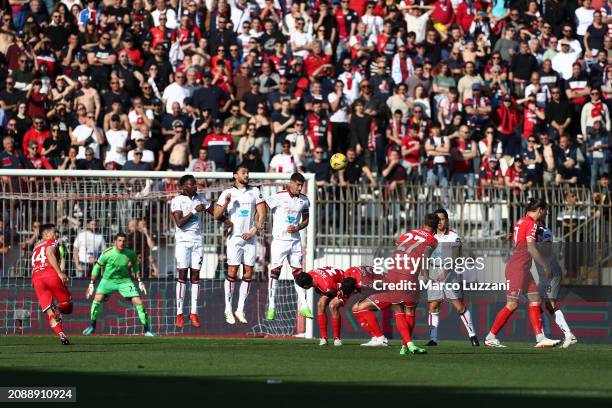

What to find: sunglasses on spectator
left=52, top=127, right=59, bottom=131
left=314, top=150, right=323, bottom=154
left=528, top=139, right=536, bottom=142
left=296, top=123, right=304, bottom=127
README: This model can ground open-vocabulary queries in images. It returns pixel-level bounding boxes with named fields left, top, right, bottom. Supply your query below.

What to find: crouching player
left=536, top=223, right=577, bottom=348
left=31, top=224, right=73, bottom=345
left=351, top=214, right=439, bottom=354
left=82, top=233, right=155, bottom=336
left=294, top=266, right=363, bottom=346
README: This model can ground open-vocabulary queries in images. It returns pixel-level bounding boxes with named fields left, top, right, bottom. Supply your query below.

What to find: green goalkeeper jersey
left=91, top=247, right=140, bottom=280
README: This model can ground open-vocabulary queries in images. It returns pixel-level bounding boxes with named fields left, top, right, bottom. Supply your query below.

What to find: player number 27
left=397, top=233, right=426, bottom=254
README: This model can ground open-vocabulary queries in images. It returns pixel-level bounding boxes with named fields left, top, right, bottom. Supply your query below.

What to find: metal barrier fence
left=1, top=175, right=611, bottom=284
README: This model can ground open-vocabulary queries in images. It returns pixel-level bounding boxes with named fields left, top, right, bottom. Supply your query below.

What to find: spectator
left=339, top=148, right=377, bottom=187
left=188, top=147, right=216, bottom=173
left=269, top=139, right=301, bottom=173
left=203, top=119, right=235, bottom=171
left=450, top=125, right=478, bottom=189
left=73, top=218, right=106, bottom=278
left=556, top=135, right=584, bottom=185
left=22, top=117, right=50, bottom=155
left=505, top=156, right=532, bottom=195
left=163, top=121, right=190, bottom=171
left=58, top=145, right=80, bottom=171
left=77, top=147, right=103, bottom=170
left=42, top=124, right=70, bottom=168
left=71, top=113, right=105, bottom=160
left=546, top=86, right=572, bottom=140
left=25, top=141, right=53, bottom=170
left=240, top=146, right=266, bottom=173
left=382, top=150, right=407, bottom=191
left=585, top=120, right=610, bottom=189
left=0, top=136, right=28, bottom=171
left=224, top=102, right=248, bottom=147
left=104, top=115, right=129, bottom=170
left=581, top=88, right=611, bottom=136
left=123, top=150, right=151, bottom=171
left=127, top=131, right=156, bottom=165
left=271, top=98, right=295, bottom=153
left=424, top=123, right=451, bottom=187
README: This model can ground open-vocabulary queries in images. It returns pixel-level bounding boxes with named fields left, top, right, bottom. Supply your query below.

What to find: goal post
left=0, top=169, right=315, bottom=339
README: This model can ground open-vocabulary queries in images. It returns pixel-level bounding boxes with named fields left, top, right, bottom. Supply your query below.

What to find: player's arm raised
left=205, top=204, right=232, bottom=228
left=46, top=246, right=67, bottom=283
left=172, top=204, right=205, bottom=228
left=213, top=193, right=231, bottom=220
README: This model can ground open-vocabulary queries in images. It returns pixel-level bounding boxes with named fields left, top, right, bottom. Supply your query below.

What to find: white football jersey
left=216, top=185, right=264, bottom=238
left=431, top=229, right=462, bottom=272
left=266, top=190, right=310, bottom=241
left=170, top=194, right=211, bottom=243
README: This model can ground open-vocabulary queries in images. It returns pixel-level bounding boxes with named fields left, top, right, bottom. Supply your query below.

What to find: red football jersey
left=308, top=266, right=344, bottom=296
left=393, top=228, right=438, bottom=280
left=508, top=215, right=538, bottom=270
left=31, top=239, right=60, bottom=276
left=342, top=266, right=363, bottom=290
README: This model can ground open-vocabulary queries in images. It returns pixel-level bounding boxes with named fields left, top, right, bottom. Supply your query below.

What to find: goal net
left=0, top=170, right=315, bottom=338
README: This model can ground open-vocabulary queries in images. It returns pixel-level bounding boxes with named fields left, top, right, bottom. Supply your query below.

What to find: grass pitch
left=0, top=336, right=611, bottom=406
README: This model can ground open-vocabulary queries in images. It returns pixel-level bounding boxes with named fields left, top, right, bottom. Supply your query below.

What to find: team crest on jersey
left=239, top=209, right=250, bottom=217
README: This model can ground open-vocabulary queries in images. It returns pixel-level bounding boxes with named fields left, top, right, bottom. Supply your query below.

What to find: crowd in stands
left=0, top=0, right=610, bottom=196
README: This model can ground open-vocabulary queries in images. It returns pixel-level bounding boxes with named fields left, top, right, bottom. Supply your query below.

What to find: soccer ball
left=330, top=153, right=348, bottom=171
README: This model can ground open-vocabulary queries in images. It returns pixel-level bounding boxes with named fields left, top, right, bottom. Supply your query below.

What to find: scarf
left=494, top=99, right=520, bottom=135
left=368, top=120, right=379, bottom=152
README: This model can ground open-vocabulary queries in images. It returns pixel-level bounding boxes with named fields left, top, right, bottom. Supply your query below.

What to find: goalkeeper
left=82, top=233, right=155, bottom=336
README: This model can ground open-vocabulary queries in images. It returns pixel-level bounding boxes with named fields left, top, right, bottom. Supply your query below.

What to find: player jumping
left=31, top=224, right=73, bottom=345
left=536, top=223, right=578, bottom=348
left=214, top=165, right=267, bottom=325
left=265, top=172, right=312, bottom=320
left=352, top=214, right=439, bottom=355
left=426, top=208, right=479, bottom=346
left=82, top=233, right=155, bottom=336
left=294, top=266, right=362, bottom=346
left=171, top=174, right=231, bottom=328
left=484, top=198, right=561, bottom=348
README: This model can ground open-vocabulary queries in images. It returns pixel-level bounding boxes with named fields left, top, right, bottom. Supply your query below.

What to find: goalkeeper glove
left=138, top=280, right=147, bottom=295
left=86, top=281, right=95, bottom=300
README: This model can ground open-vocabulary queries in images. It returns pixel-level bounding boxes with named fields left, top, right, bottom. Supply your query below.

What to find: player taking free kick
left=82, top=233, right=155, bottom=336
left=351, top=214, right=439, bottom=355
left=214, top=166, right=267, bottom=325
left=171, top=175, right=231, bottom=329
left=485, top=198, right=561, bottom=348
left=294, top=266, right=362, bottom=346
left=265, top=172, right=312, bottom=321
left=31, top=224, right=73, bottom=345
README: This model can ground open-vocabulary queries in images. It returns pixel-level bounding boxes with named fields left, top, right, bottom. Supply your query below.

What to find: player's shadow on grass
left=0, top=369, right=610, bottom=407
